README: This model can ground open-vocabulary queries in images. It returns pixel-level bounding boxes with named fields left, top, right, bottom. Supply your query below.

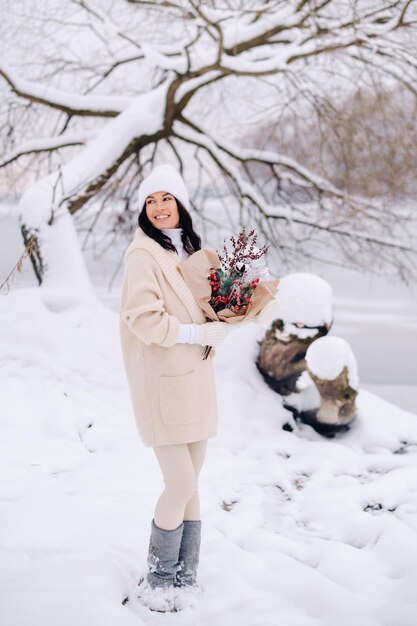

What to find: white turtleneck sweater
left=160, top=227, right=200, bottom=343
left=160, top=227, right=189, bottom=262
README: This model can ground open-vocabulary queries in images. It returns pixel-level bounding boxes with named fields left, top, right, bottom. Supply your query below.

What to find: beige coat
left=119, top=227, right=218, bottom=447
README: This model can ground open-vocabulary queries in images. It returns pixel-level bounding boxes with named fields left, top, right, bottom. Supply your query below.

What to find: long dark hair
left=138, top=198, right=202, bottom=255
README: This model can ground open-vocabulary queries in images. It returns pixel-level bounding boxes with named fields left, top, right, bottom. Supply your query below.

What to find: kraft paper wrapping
left=177, top=248, right=280, bottom=325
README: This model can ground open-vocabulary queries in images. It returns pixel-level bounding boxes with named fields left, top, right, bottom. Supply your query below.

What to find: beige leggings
left=152, top=439, right=208, bottom=530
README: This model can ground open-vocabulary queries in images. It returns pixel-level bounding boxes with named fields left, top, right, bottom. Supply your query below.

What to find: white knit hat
left=137, top=164, right=190, bottom=211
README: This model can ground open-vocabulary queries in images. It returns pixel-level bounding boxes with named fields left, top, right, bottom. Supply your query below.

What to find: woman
left=119, top=164, right=232, bottom=613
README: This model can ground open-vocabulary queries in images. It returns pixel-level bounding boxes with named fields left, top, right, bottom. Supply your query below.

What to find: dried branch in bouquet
left=177, top=227, right=280, bottom=360
left=218, top=226, right=270, bottom=273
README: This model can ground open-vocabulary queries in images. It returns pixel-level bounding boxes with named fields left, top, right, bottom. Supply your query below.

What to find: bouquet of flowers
left=177, top=227, right=280, bottom=359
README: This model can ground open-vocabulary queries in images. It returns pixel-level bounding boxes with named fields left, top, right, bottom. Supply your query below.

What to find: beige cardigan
left=119, top=227, right=218, bottom=447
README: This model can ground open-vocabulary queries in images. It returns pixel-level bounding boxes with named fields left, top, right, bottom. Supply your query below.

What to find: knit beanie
left=137, top=164, right=190, bottom=211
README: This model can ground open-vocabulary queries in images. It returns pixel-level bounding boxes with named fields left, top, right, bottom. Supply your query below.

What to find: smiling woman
left=119, top=164, right=233, bottom=612
left=145, top=191, right=180, bottom=229
left=135, top=165, right=202, bottom=257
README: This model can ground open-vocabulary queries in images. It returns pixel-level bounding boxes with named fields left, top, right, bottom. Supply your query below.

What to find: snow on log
left=256, top=273, right=333, bottom=395
left=306, top=336, right=359, bottom=391
left=301, top=336, right=359, bottom=431
left=256, top=273, right=359, bottom=436
left=282, top=336, right=359, bottom=437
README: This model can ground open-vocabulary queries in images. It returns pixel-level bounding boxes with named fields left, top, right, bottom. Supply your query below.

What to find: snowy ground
left=1, top=209, right=417, bottom=625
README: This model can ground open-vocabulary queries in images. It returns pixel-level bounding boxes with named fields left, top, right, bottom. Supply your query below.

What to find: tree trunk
left=19, top=184, right=96, bottom=307
left=256, top=319, right=330, bottom=395
left=307, top=365, right=358, bottom=427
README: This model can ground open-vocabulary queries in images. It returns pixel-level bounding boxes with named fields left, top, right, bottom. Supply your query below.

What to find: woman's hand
left=197, top=321, right=234, bottom=348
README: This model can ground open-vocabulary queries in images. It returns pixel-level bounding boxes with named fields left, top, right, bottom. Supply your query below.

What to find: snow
left=36, top=211, right=97, bottom=305
left=0, top=62, right=132, bottom=115
left=1, top=212, right=417, bottom=624
left=173, top=70, right=223, bottom=104
left=306, top=336, right=359, bottom=390
left=220, top=4, right=300, bottom=51
left=14, top=81, right=171, bottom=302
left=275, top=272, right=333, bottom=328
left=0, top=130, right=96, bottom=168
left=141, top=43, right=188, bottom=73
left=1, top=296, right=417, bottom=624
left=19, top=81, right=169, bottom=231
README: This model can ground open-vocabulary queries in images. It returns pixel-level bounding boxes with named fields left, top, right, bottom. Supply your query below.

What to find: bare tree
left=1, top=0, right=417, bottom=300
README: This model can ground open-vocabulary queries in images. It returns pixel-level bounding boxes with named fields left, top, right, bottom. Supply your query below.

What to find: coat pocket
left=158, top=370, right=200, bottom=426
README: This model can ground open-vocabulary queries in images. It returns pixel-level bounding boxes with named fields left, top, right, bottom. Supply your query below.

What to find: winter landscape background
left=1, top=0, right=417, bottom=624
left=1, top=200, right=416, bottom=625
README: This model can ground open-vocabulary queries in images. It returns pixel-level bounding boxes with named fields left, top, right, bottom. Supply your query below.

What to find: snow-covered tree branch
left=0, top=64, right=131, bottom=117
left=0, top=131, right=96, bottom=168
left=1, top=0, right=417, bottom=300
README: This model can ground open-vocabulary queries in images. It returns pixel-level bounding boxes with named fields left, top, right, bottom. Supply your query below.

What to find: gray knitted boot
left=132, top=518, right=184, bottom=613
left=147, top=518, right=184, bottom=589
left=175, top=519, right=202, bottom=588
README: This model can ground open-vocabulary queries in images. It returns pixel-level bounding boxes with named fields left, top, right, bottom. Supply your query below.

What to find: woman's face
left=145, top=191, right=180, bottom=229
